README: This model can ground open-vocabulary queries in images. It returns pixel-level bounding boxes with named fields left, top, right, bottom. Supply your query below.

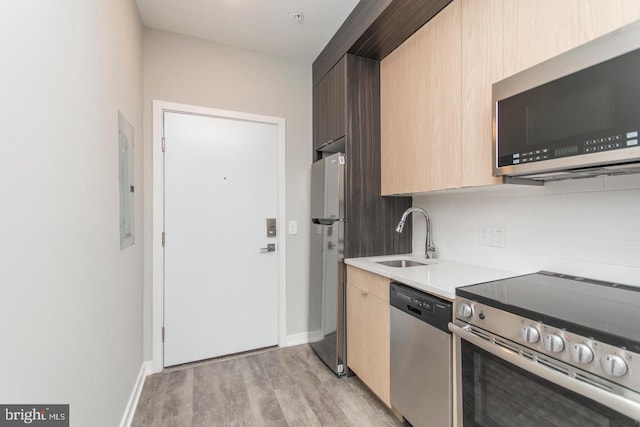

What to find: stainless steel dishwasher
left=390, top=282, right=453, bottom=427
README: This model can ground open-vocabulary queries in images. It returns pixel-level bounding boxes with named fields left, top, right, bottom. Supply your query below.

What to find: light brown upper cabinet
left=503, top=0, right=581, bottom=77
left=579, top=0, right=640, bottom=43
left=504, top=0, right=640, bottom=77
left=462, top=0, right=579, bottom=187
left=381, top=1, right=461, bottom=195
left=381, top=0, right=640, bottom=195
left=460, top=0, right=504, bottom=187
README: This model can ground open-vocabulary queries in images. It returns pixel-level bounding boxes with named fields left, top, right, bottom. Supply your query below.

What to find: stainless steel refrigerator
left=309, top=152, right=346, bottom=376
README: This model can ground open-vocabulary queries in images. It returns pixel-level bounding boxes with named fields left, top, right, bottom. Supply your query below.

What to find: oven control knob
left=600, top=354, right=628, bottom=377
left=569, top=343, right=594, bottom=364
left=521, top=326, right=540, bottom=343
left=543, top=335, right=565, bottom=353
left=458, top=303, right=473, bottom=319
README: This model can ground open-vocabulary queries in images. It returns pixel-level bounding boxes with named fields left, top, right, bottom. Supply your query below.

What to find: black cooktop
left=456, top=271, right=640, bottom=353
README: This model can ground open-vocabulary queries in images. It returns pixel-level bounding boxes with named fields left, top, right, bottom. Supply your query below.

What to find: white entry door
left=163, top=111, right=279, bottom=367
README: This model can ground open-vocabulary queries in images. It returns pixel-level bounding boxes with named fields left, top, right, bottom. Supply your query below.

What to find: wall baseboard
left=119, top=361, right=151, bottom=427
left=284, top=330, right=323, bottom=347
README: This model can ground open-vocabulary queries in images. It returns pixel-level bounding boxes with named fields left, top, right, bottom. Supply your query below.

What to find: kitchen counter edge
left=345, top=254, right=526, bottom=300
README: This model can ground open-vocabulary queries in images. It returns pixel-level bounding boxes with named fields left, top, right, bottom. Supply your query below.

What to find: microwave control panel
left=505, top=130, right=639, bottom=166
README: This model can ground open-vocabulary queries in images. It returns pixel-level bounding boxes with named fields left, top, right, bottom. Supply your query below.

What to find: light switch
left=288, top=220, right=298, bottom=235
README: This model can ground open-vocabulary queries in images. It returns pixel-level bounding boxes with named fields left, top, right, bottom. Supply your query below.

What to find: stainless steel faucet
left=395, top=207, right=437, bottom=259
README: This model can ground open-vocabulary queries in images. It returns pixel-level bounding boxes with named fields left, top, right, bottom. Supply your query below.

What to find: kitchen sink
left=376, top=259, right=430, bottom=268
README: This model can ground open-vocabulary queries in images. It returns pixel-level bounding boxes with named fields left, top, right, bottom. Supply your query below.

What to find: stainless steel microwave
left=493, top=21, right=640, bottom=181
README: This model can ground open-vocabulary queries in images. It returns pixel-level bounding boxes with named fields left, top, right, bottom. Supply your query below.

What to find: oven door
left=450, top=323, right=640, bottom=426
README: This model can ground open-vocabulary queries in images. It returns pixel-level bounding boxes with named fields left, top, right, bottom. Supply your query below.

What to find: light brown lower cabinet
left=346, top=266, right=391, bottom=407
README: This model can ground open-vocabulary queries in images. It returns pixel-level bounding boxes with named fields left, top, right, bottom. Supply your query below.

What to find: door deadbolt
left=266, top=218, right=276, bottom=237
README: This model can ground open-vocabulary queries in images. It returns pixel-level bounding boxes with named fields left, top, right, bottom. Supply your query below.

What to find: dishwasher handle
left=407, top=305, right=422, bottom=316
left=390, top=282, right=452, bottom=333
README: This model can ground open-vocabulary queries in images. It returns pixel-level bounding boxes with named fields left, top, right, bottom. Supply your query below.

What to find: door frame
left=150, top=100, right=287, bottom=372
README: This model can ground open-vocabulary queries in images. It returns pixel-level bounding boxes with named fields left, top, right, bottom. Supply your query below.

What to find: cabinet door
left=461, top=0, right=504, bottom=187
left=579, top=0, right=640, bottom=43
left=313, top=57, right=346, bottom=152
left=463, top=0, right=579, bottom=187
left=347, top=283, right=367, bottom=384
left=381, top=0, right=461, bottom=195
left=312, top=77, right=328, bottom=153
left=503, top=0, right=581, bottom=77
left=347, top=282, right=391, bottom=406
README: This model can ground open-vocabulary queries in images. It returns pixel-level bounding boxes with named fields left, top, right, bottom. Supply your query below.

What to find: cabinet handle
left=361, top=291, right=368, bottom=296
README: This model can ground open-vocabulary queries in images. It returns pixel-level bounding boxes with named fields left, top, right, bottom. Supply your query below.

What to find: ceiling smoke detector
left=293, top=12, right=304, bottom=22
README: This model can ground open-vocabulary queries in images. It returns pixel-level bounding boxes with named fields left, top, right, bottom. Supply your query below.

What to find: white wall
left=413, top=175, right=640, bottom=286
left=0, top=1, right=143, bottom=426
left=142, top=29, right=313, bottom=359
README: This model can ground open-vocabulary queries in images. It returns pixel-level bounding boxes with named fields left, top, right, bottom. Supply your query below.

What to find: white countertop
left=345, top=254, right=525, bottom=300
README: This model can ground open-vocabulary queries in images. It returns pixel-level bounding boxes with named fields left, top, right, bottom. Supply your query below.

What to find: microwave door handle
left=448, top=323, right=640, bottom=421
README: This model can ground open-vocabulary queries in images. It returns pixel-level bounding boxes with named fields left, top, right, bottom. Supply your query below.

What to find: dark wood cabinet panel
left=313, top=0, right=392, bottom=85
left=312, top=81, right=326, bottom=157
left=313, top=54, right=411, bottom=257
left=349, top=0, right=451, bottom=61
left=343, top=55, right=411, bottom=258
left=313, top=57, right=346, bottom=154
left=312, top=0, right=452, bottom=86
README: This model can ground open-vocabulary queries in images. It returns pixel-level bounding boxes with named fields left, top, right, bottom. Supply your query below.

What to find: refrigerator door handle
left=312, top=218, right=345, bottom=225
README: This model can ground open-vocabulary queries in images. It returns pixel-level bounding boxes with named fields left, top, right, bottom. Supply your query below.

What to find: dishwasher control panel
left=390, top=282, right=453, bottom=333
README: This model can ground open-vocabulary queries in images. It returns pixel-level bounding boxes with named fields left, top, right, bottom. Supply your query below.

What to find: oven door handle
left=449, top=322, right=640, bottom=421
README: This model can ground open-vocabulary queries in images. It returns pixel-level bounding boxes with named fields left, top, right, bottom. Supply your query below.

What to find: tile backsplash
left=412, top=174, right=640, bottom=286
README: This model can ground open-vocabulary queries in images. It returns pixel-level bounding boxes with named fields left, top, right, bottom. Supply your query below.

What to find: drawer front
left=347, top=266, right=390, bottom=302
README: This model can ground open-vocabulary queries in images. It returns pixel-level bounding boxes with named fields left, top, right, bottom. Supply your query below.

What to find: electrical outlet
left=480, top=225, right=506, bottom=247
left=479, top=225, right=491, bottom=246
left=492, top=226, right=506, bottom=248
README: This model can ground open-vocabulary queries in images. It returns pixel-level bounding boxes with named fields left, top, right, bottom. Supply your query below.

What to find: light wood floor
left=132, top=344, right=405, bottom=426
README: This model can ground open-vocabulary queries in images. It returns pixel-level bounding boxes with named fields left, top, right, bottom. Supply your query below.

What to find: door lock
left=266, top=218, right=276, bottom=237
left=260, top=243, right=276, bottom=253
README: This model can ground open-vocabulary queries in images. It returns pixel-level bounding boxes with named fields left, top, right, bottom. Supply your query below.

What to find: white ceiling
left=135, top=0, right=361, bottom=61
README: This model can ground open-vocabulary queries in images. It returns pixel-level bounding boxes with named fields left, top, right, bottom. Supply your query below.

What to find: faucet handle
left=426, top=246, right=438, bottom=259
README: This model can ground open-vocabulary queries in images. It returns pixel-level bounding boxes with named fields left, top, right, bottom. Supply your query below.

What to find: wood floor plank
left=285, top=417, right=323, bottom=427
left=261, top=350, right=299, bottom=391
left=160, top=413, right=193, bottom=427
left=346, top=376, right=399, bottom=419
left=244, top=376, right=287, bottom=424
left=278, top=346, right=313, bottom=373
left=324, top=374, right=371, bottom=424
left=295, top=371, right=352, bottom=426
left=161, top=369, right=193, bottom=420
left=191, top=392, right=218, bottom=417
left=192, top=408, right=227, bottom=427
left=274, top=384, right=319, bottom=425
left=241, top=353, right=270, bottom=384
left=132, top=344, right=403, bottom=427
left=132, top=372, right=167, bottom=426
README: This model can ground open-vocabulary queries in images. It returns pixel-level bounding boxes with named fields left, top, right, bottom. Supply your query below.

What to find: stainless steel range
left=449, top=271, right=640, bottom=425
